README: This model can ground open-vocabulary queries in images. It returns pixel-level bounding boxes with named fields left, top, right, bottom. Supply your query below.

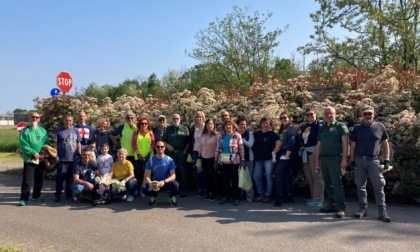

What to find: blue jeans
left=253, top=159, right=274, bottom=197
left=193, top=151, right=206, bottom=193
left=55, top=161, right=75, bottom=197
left=141, top=180, right=179, bottom=197
left=274, top=159, right=292, bottom=199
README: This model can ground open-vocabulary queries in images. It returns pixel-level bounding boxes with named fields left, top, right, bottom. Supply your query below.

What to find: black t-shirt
left=72, top=159, right=98, bottom=182
left=350, top=122, right=388, bottom=157
left=252, top=131, right=280, bottom=160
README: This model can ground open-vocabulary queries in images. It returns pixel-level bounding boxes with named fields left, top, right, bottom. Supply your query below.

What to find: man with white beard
left=18, top=112, right=49, bottom=206
left=162, top=113, right=189, bottom=197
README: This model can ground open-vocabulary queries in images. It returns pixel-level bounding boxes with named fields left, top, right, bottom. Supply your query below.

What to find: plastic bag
left=196, top=159, right=203, bottom=173
left=238, top=165, right=252, bottom=192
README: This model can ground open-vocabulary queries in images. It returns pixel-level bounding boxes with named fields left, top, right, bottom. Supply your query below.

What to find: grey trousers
left=354, top=156, right=386, bottom=212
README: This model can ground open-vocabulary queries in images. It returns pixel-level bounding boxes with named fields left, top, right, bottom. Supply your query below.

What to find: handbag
left=238, top=165, right=252, bottom=192
left=220, top=153, right=231, bottom=164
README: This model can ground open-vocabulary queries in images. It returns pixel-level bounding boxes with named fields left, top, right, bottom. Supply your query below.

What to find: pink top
left=199, top=133, right=218, bottom=158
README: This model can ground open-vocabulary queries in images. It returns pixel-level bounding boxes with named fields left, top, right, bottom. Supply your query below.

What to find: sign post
left=56, top=71, right=73, bottom=94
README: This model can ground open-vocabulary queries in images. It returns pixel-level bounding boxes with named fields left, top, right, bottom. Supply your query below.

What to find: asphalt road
left=0, top=165, right=419, bottom=252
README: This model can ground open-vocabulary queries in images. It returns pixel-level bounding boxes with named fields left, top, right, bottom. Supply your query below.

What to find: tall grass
left=0, top=129, right=20, bottom=152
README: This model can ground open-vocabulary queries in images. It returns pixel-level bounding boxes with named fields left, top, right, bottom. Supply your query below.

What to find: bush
left=33, top=65, right=420, bottom=203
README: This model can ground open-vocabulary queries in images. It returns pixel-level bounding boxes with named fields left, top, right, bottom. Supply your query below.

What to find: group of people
left=18, top=105, right=392, bottom=222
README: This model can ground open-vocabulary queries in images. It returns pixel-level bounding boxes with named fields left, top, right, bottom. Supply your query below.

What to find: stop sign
left=56, top=71, right=73, bottom=93
left=17, top=122, right=27, bottom=132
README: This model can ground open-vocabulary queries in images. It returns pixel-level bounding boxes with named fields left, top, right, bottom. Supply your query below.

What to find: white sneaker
left=126, top=195, right=134, bottom=202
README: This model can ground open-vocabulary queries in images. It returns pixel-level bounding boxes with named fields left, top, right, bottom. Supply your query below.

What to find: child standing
left=87, top=140, right=97, bottom=161
left=96, top=143, right=114, bottom=194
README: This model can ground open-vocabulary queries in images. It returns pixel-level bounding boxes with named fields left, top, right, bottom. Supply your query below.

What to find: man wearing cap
left=315, top=106, right=349, bottom=218
left=153, top=115, right=167, bottom=142
left=162, top=113, right=189, bottom=197
left=18, top=112, right=49, bottom=206
left=350, top=106, right=391, bottom=222
left=74, top=111, right=93, bottom=150
left=110, top=112, right=138, bottom=166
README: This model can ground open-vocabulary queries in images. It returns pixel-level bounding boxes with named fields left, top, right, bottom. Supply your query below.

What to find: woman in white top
left=189, top=111, right=206, bottom=196
left=237, top=115, right=255, bottom=202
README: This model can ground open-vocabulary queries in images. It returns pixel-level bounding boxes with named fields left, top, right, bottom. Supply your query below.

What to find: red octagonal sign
left=56, top=71, right=73, bottom=93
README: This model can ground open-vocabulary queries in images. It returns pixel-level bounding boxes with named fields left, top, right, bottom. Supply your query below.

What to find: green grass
left=0, top=247, right=24, bottom=252
left=0, top=129, right=19, bottom=152
left=0, top=152, right=21, bottom=164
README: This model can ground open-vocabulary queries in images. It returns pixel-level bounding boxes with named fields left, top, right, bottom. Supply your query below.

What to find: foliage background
left=33, top=65, right=420, bottom=203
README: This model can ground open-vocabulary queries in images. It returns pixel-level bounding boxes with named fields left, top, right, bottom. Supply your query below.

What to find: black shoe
left=274, top=200, right=282, bottom=207
left=284, top=195, right=294, bottom=203
left=53, top=195, right=61, bottom=202
left=319, top=205, right=337, bottom=213
left=354, top=209, right=368, bottom=219
left=180, top=191, right=188, bottom=198
left=262, top=196, right=271, bottom=203
left=219, top=197, right=228, bottom=205
left=253, top=194, right=264, bottom=202
left=233, top=199, right=240, bottom=206
left=378, top=211, right=391, bottom=222
left=204, top=194, right=216, bottom=201
left=149, top=197, right=158, bottom=207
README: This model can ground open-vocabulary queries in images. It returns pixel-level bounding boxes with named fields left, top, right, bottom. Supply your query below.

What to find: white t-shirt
left=96, top=154, right=114, bottom=175
left=193, top=125, right=204, bottom=151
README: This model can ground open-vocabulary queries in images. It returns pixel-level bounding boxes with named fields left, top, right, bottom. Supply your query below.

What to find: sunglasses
left=280, top=117, right=288, bottom=120
left=363, top=112, right=373, bottom=116
left=306, top=113, right=314, bottom=116
left=155, top=146, right=165, bottom=149
left=31, top=116, right=40, bottom=119
left=126, top=117, right=134, bottom=120
left=140, top=123, right=148, bottom=126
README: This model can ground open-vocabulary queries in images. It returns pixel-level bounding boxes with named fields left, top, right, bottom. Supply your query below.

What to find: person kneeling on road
left=71, top=148, right=98, bottom=204
left=109, top=148, right=138, bottom=202
left=142, top=141, right=179, bottom=207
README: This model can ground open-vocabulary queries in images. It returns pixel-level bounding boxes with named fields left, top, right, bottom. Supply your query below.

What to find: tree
left=109, top=79, right=141, bottom=101
left=13, top=108, right=29, bottom=114
left=187, top=6, right=287, bottom=90
left=140, top=73, right=161, bottom=98
left=273, top=58, right=305, bottom=80
left=299, top=0, right=419, bottom=71
left=83, top=82, right=114, bottom=103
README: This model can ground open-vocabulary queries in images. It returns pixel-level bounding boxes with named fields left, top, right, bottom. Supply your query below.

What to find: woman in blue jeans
left=274, top=112, right=297, bottom=207
left=252, top=117, right=281, bottom=203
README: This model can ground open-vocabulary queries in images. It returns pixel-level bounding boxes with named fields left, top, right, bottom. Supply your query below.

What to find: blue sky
left=0, top=0, right=320, bottom=114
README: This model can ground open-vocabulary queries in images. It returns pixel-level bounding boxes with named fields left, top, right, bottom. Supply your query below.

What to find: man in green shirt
left=18, top=112, right=49, bottom=206
left=110, top=111, right=137, bottom=165
left=162, top=113, right=189, bottom=197
left=315, top=106, right=349, bottom=218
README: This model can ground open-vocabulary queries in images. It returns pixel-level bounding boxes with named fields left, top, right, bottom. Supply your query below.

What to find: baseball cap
left=362, top=106, right=374, bottom=114
left=126, top=111, right=135, bottom=117
left=158, top=115, right=166, bottom=120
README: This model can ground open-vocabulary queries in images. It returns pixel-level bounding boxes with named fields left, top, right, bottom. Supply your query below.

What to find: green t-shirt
left=162, top=125, right=189, bottom=151
left=317, top=120, right=349, bottom=156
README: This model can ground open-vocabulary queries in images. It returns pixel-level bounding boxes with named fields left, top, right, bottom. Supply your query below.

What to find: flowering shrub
left=34, top=65, right=420, bottom=203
